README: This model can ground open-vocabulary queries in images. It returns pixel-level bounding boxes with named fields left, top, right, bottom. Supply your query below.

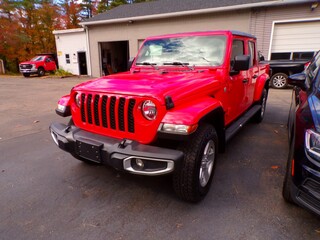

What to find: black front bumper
left=49, top=122, right=183, bottom=176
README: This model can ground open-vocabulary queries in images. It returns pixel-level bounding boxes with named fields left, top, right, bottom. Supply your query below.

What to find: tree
left=0, top=0, right=154, bottom=73
left=97, top=0, right=109, bottom=13
left=58, top=0, right=82, bottom=28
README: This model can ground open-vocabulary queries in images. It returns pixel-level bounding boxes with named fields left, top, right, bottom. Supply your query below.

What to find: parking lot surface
left=0, top=75, right=319, bottom=240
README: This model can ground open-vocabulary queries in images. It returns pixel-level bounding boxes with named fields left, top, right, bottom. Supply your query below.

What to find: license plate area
left=76, top=139, right=102, bottom=163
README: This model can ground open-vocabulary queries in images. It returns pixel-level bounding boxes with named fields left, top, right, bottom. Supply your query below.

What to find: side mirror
left=232, top=55, right=250, bottom=72
left=288, top=73, right=306, bottom=90
left=128, top=57, right=135, bottom=70
left=258, top=51, right=265, bottom=61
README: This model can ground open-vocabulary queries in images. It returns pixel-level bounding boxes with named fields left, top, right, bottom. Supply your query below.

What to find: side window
left=248, top=41, right=256, bottom=67
left=231, top=40, right=244, bottom=67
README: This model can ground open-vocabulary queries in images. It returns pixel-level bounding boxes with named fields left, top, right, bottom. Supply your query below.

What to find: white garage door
left=271, top=20, right=320, bottom=53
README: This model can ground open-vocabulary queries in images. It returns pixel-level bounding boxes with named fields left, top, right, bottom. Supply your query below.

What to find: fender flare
left=56, top=95, right=71, bottom=117
left=161, top=96, right=223, bottom=125
left=58, top=94, right=71, bottom=106
left=161, top=97, right=225, bottom=152
left=253, top=73, right=269, bottom=102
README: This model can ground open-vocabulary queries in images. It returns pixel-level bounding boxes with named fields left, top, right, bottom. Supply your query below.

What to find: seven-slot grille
left=79, top=93, right=136, bottom=133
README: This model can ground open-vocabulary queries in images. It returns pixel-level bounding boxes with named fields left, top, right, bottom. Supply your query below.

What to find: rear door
left=245, top=40, right=259, bottom=108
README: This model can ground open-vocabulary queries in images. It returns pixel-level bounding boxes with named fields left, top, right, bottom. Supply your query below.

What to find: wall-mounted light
left=311, top=2, right=318, bottom=11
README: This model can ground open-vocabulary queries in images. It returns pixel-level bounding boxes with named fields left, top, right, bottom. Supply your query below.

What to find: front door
left=78, top=52, right=88, bottom=75
left=226, top=39, right=247, bottom=124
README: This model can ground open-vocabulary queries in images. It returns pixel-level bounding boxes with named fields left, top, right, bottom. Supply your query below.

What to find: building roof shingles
left=84, top=0, right=277, bottom=23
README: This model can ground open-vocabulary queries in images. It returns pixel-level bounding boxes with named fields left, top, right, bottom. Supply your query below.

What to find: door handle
left=243, top=79, right=249, bottom=83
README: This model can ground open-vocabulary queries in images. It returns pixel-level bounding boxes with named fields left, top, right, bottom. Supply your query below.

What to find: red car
left=19, top=54, right=57, bottom=77
left=50, top=31, right=270, bottom=202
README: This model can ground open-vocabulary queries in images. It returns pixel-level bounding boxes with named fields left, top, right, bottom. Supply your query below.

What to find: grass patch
left=54, top=68, right=73, bottom=78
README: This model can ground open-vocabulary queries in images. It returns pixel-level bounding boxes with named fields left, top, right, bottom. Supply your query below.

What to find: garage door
left=271, top=20, right=320, bottom=53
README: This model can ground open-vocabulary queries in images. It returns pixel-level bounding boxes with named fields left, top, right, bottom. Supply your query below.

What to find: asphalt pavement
left=0, top=75, right=319, bottom=240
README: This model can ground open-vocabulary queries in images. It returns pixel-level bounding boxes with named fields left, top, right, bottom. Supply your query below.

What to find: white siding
left=54, top=30, right=89, bottom=75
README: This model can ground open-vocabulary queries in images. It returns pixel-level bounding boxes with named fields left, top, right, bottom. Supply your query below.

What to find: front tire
left=173, top=124, right=218, bottom=202
left=271, top=73, right=288, bottom=89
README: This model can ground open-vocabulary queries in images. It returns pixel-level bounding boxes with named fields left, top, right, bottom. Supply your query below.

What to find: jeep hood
left=73, top=70, right=224, bottom=105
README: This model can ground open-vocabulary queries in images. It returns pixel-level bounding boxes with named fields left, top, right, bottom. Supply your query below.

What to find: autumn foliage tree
left=0, top=0, right=152, bottom=73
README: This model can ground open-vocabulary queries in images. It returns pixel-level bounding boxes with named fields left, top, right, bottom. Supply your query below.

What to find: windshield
left=135, top=35, right=227, bottom=67
left=31, top=56, right=45, bottom=62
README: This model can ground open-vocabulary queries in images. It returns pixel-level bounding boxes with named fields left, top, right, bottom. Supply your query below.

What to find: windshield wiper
left=163, top=61, right=193, bottom=70
left=136, top=62, right=158, bottom=69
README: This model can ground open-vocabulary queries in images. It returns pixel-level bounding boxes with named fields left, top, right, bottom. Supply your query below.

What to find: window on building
left=292, top=52, right=315, bottom=60
left=270, top=52, right=291, bottom=60
left=65, top=54, right=70, bottom=64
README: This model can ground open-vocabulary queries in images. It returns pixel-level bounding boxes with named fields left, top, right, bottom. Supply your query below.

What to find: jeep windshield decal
left=136, top=35, right=226, bottom=67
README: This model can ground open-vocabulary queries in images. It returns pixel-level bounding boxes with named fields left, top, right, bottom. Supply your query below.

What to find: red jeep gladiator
left=19, top=54, right=57, bottom=77
left=50, top=31, right=270, bottom=202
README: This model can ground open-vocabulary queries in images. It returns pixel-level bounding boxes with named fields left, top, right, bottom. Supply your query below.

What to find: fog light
left=135, top=158, right=144, bottom=169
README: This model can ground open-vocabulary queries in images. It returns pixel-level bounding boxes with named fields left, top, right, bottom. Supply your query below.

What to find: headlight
left=74, top=93, right=81, bottom=107
left=142, top=100, right=157, bottom=120
left=305, top=129, right=320, bottom=161
left=159, top=123, right=198, bottom=135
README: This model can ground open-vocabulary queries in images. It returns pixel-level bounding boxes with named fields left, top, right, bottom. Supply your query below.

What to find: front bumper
left=49, top=122, right=183, bottom=176
left=19, top=66, right=38, bottom=74
left=291, top=152, right=320, bottom=216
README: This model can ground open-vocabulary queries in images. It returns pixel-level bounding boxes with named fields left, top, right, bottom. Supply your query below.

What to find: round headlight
left=142, top=100, right=157, bottom=120
left=75, top=93, right=81, bottom=107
